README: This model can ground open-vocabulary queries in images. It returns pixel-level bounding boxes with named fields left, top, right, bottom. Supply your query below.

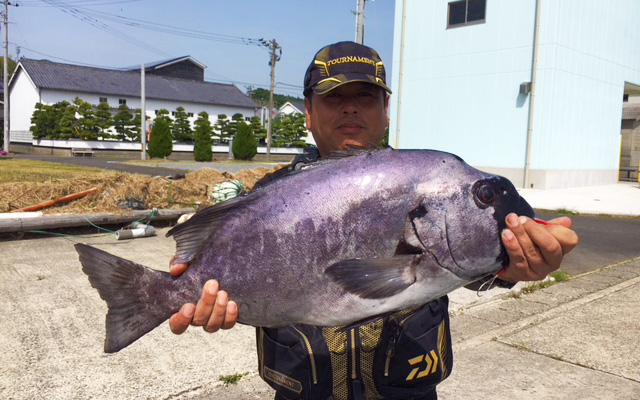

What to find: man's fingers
left=170, top=262, right=188, bottom=277
left=204, top=290, right=230, bottom=332
left=545, top=223, right=580, bottom=255
left=170, top=303, right=195, bottom=335
left=192, top=280, right=219, bottom=326
left=521, top=220, right=563, bottom=275
left=169, top=255, right=188, bottom=277
left=547, top=216, right=573, bottom=228
left=222, top=301, right=239, bottom=330
left=506, top=214, right=543, bottom=267
left=500, top=228, right=535, bottom=282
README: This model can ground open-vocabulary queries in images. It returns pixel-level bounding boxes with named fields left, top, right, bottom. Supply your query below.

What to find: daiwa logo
left=406, top=350, right=439, bottom=381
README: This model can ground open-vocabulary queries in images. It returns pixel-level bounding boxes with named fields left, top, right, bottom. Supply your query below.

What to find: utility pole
left=355, top=0, right=366, bottom=44
left=262, top=38, right=280, bottom=161
left=140, top=64, right=147, bottom=160
left=3, top=0, right=9, bottom=153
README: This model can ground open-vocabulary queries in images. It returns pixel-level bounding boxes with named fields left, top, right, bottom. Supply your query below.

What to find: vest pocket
left=258, top=326, right=333, bottom=400
left=374, top=297, right=453, bottom=399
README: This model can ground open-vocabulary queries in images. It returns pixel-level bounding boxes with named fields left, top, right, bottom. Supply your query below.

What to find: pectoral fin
left=325, top=255, right=420, bottom=299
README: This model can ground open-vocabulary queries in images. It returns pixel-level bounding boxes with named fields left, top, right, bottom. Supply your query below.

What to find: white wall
left=391, top=0, right=640, bottom=189
left=9, top=67, right=41, bottom=136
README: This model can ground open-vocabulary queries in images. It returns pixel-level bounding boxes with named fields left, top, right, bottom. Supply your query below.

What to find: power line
left=73, top=6, right=265, bottom=46
left=39, top=0, right=171, bottom=57
left=15, top=0, right=142, bottom=6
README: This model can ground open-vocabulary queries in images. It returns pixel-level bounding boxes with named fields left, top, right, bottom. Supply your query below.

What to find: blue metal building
left=389, top=0, right=640, bottom=189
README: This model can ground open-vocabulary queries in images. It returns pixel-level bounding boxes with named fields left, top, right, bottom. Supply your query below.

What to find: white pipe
left=392, top=0, right=408, bottom=148
left=523, top=0, right=541, bottom=188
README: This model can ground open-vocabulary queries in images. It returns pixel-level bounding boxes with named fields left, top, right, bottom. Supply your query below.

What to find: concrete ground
left=1, top=164, right=639, bottom=398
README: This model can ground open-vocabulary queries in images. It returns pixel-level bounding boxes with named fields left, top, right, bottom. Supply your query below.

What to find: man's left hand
left=499, top=213, right=579, bottom=282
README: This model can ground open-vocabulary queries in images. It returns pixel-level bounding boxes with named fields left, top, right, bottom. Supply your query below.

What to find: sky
left=9, top=0, right=396, bottom=98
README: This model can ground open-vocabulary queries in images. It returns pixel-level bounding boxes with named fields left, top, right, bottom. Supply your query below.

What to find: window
left=448, top=0, right=486, bottom=28
left=99, top=97, right=107, bottom=103
left=119, top=99, right=126, bottom=105
left=623, top=94, right=629, bottom=102
left=188, top=112, right=194, bottom=117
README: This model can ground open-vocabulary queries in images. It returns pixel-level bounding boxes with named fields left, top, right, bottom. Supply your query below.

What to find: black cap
left=303, top=41, right=392, bottom=98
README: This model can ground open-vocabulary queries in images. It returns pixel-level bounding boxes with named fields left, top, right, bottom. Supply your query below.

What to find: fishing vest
left=257, top=296, right=452, bottom=400
left=252, top=149, right=453, bottom=400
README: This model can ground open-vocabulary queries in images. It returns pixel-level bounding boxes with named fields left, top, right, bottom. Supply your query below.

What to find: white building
left=390, top=0, right=640, bottom=189
left=9, top=56, right=259, bottom=145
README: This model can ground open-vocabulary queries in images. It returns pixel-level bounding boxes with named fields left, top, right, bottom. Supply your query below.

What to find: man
left=169, top=42, right=578, bottom=400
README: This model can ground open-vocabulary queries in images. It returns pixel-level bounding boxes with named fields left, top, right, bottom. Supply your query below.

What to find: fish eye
left=475, top=184, right=497, bottom=206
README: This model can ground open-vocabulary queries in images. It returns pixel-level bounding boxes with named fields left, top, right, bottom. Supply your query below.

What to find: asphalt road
left=537, top=211, right=640, bottom=276
left=12, top=153, right=640, bottom=278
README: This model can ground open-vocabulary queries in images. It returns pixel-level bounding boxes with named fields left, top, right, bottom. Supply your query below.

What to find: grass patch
left=550, top=270, right=571, bottom=282
left=219, top=372, right=248, bottom=385
left=0, top=159, right=104, bottom=183
left=504, top=270, right=572, bottom=299
left=553, top=208, right=578, bottom=216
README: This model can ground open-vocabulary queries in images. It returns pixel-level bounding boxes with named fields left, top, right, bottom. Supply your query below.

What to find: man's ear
left=304, top=97, right=312, bottom=130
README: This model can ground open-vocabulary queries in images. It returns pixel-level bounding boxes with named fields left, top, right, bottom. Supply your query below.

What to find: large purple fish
left=77, top=148, right=534, bottom=353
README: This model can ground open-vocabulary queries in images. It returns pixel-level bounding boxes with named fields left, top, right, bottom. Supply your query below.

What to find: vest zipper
left=384, top=323, right=400, bottom=377
left=349, top=328, right=365, bottom=400
left=292, top=326, right=318, bottom=385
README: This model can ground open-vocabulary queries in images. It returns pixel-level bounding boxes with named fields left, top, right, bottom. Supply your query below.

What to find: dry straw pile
left=0, top=166, right=281, bottom=214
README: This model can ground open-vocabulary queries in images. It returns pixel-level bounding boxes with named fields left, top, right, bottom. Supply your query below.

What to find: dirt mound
left=0, top=166, right=283, bottom=214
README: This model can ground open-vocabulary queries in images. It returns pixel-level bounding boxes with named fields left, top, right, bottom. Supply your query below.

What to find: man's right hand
left=168, top=258, right=239, bottom=334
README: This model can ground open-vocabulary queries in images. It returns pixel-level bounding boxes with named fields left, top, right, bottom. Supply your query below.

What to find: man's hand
left=499, top=213, right=579, bottom=282
left=168, top=258, right=238, bottom=334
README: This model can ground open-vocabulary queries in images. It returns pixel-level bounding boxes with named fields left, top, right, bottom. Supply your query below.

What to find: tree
left=172, top=106, right=193, bottom=143
left=74, top=97, right=99, bottom=140
left=232, top=121, right=257, bottom=160
left=0, top=56, right=17, bottom=79
left=148, top=109, right=173, bottom=158
left=193, top=111, right=213, bottom=162
left=113, top=104, right=135, bottom=141
left=227, top=113, right=245, bottom=141
left=130, top=108, right=147, bottom=142
left=57, top=102, right=78, bottom=139
left=249, top=116, right=267, bottom=144
left=30, top=103, right=55, bottom=139
left=272, top=113, right=308, bottom=147
left=214, top=114, right=230, bottom=144
left=94, top=101, right=114, bottom=139
left=248, top=87, right=303, bottom=109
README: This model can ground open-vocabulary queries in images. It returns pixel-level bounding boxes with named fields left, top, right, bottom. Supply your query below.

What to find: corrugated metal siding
left=391, top=0, right=640, bottom=182
left=390, top=0, right=536, bottom=168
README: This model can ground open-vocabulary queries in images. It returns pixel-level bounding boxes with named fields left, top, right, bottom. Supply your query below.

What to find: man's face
left=305, top=82, right=389, bottom=157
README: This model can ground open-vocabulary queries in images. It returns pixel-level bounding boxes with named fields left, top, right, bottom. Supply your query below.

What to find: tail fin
left=76, top=243, right=180, bottom=353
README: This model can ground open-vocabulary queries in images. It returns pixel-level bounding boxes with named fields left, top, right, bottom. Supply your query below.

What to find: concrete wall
left=390, top=0, right=640, bottom=189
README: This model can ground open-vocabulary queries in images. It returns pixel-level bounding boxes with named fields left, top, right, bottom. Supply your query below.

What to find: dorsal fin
left=166, top=194, right=255, bottom=263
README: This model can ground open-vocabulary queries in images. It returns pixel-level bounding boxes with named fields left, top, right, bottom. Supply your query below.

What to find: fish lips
left=472, top=177, right=535, bottom=271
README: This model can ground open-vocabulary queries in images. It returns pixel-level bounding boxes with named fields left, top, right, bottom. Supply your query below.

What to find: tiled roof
left=17, top=58, right=257, bottom=109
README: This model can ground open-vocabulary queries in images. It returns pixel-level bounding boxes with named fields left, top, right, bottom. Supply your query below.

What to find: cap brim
left=313, top=73, right=392, bottom=96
